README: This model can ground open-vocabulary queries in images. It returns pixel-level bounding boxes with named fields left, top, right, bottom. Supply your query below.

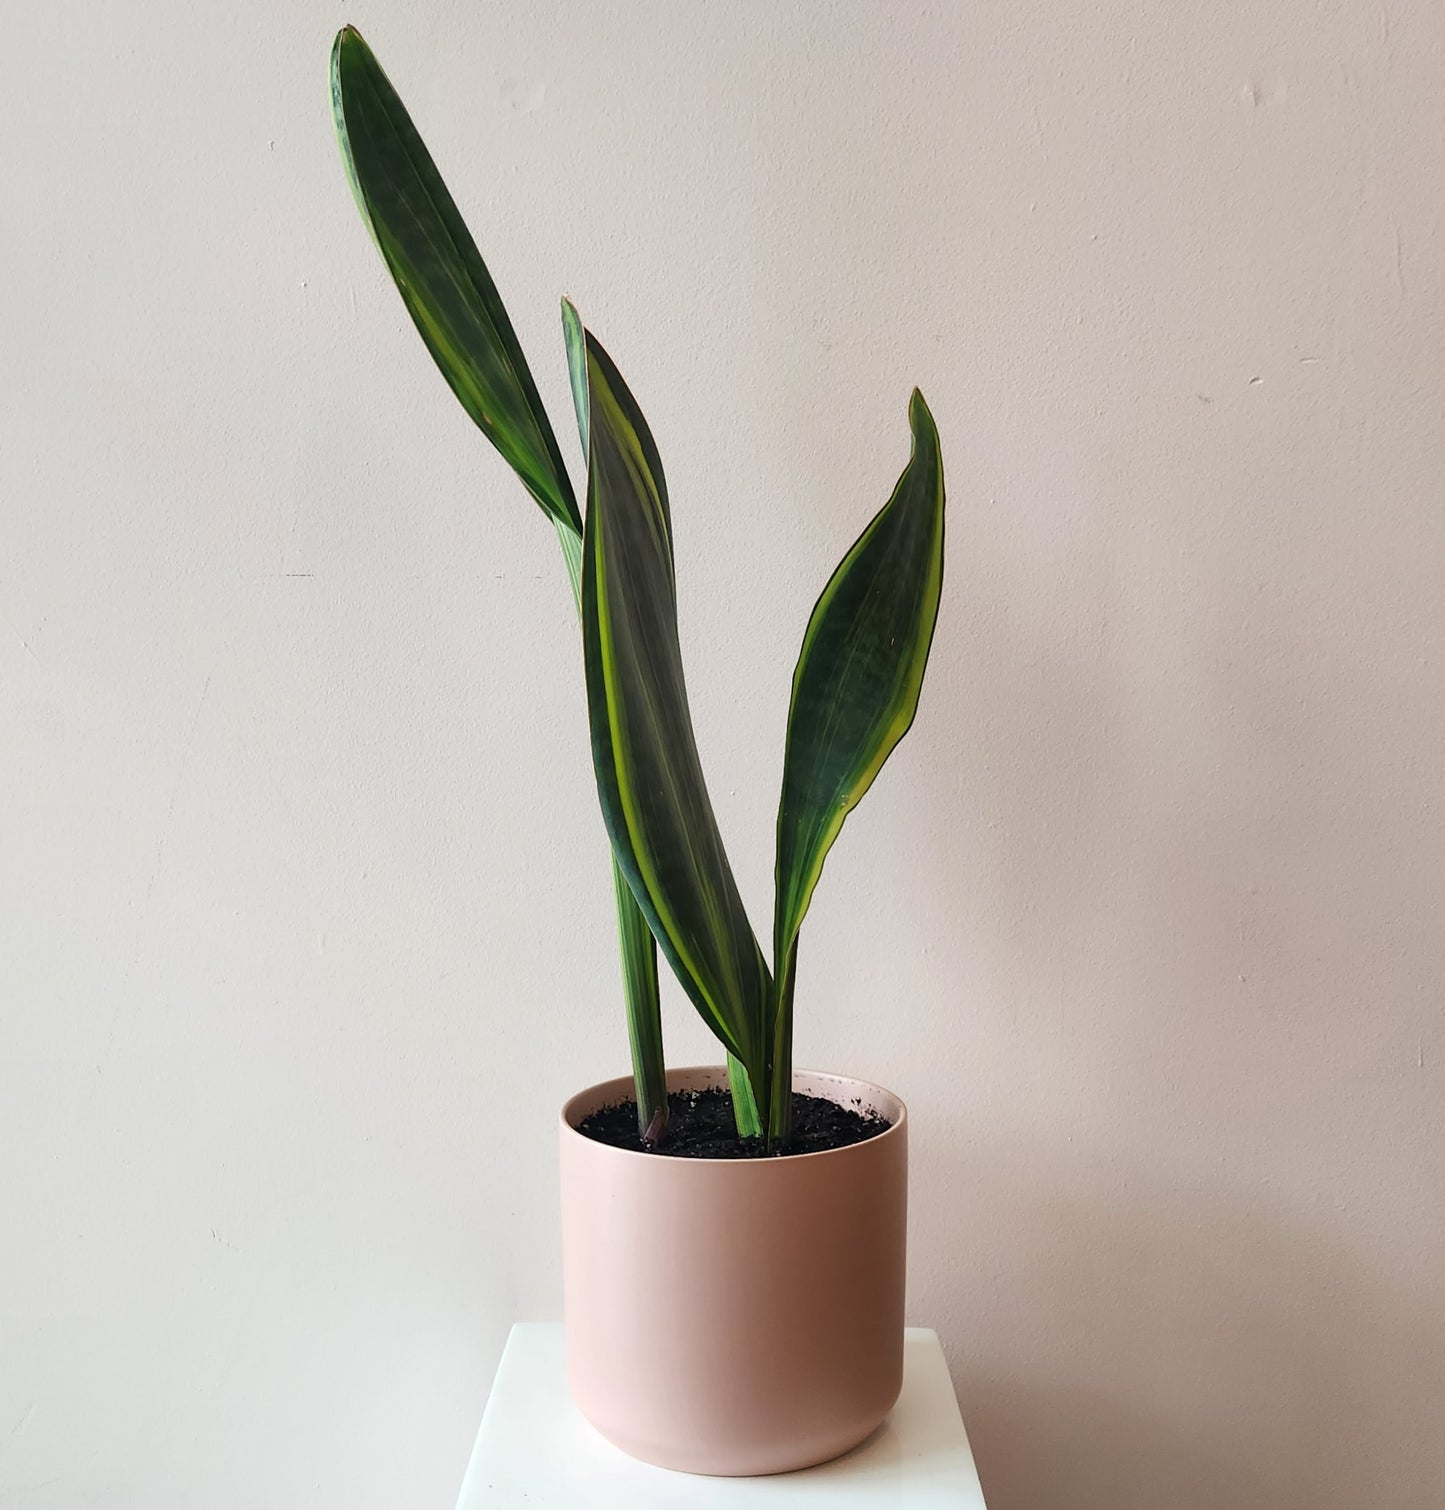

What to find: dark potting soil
left=576, top=1086, right=892, bottom=1159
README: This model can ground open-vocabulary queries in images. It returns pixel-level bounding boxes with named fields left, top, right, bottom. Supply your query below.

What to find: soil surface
left=576, top=1086, right=892, bottom=1158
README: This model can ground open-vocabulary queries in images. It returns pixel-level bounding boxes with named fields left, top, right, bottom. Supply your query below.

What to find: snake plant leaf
left=330, top=27, right=581, bottom=535
left=331, top=37, right=665, bottom=1144
left=561, top=297, right=590, bottom=461
left=769, top=390, right=945, bottom=1130
left=580, top=327, right=771, bottom=1082
left=562, top=301, right=666, bottom=1142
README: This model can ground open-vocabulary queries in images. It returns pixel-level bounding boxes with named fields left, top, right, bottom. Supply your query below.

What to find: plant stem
left=766, top=939, right=797, bottom=1151
left=727, top=1052, right=762, bottom=1138
left=615, top=855, right=666, bottom=1142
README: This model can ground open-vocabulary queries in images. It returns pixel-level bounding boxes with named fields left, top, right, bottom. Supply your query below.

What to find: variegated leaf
left=769, top=389, right=945, bottom=1137
left=331, top=27, right=580, bottom=535
left=580, top=327, right=771, bottom=1088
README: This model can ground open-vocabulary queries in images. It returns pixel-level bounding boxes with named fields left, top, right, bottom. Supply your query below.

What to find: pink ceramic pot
left=559, top=1065, right=907, bottom=1476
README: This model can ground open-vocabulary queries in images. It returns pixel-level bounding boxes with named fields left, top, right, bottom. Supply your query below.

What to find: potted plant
left=330, top=27, right=946, bottom=1476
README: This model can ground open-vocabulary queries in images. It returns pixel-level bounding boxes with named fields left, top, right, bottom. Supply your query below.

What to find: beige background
left=3, top=1, right=1442, bottom=1506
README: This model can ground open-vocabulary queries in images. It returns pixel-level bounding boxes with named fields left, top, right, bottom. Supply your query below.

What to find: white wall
left=3, top=2, right=1442, bottom=1506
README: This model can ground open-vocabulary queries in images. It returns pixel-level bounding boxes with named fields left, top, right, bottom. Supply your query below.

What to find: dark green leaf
left=769, top=389, right=945, bottom=1135
left=330, top=27, right=580, bottom=534
left=563, top=300, right=665, bottom=1140
left=331, top=37, right=663, bottom=1136
left=580, top=328, right=771, bottom=1085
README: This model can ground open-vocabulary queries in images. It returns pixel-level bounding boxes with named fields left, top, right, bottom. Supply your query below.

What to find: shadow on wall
left=894, top=453, right=1444, bottom=1509
left=928, top=1139, right=1440, bottom=1510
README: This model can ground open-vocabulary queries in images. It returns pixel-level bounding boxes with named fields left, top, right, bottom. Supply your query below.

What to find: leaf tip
left=907, top=389, right=943, bottom=472
left=332, top=24, right=364, bottom=61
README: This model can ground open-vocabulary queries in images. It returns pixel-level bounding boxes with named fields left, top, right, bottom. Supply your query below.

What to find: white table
left=455, top=1324, right=987, bottom=1507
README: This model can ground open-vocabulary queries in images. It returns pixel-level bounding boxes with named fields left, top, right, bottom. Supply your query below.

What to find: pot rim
left=558, top=1064, right=907, bottom=1166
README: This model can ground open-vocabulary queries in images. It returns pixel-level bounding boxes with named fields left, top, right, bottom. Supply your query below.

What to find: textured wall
left=3, top=2, right=1442, bottom=1506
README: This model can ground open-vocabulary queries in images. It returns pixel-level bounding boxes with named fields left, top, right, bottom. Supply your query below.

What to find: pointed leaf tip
left=560, top=298, right=590, bottom=462
left=332, top=25, right=366, bottom=67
